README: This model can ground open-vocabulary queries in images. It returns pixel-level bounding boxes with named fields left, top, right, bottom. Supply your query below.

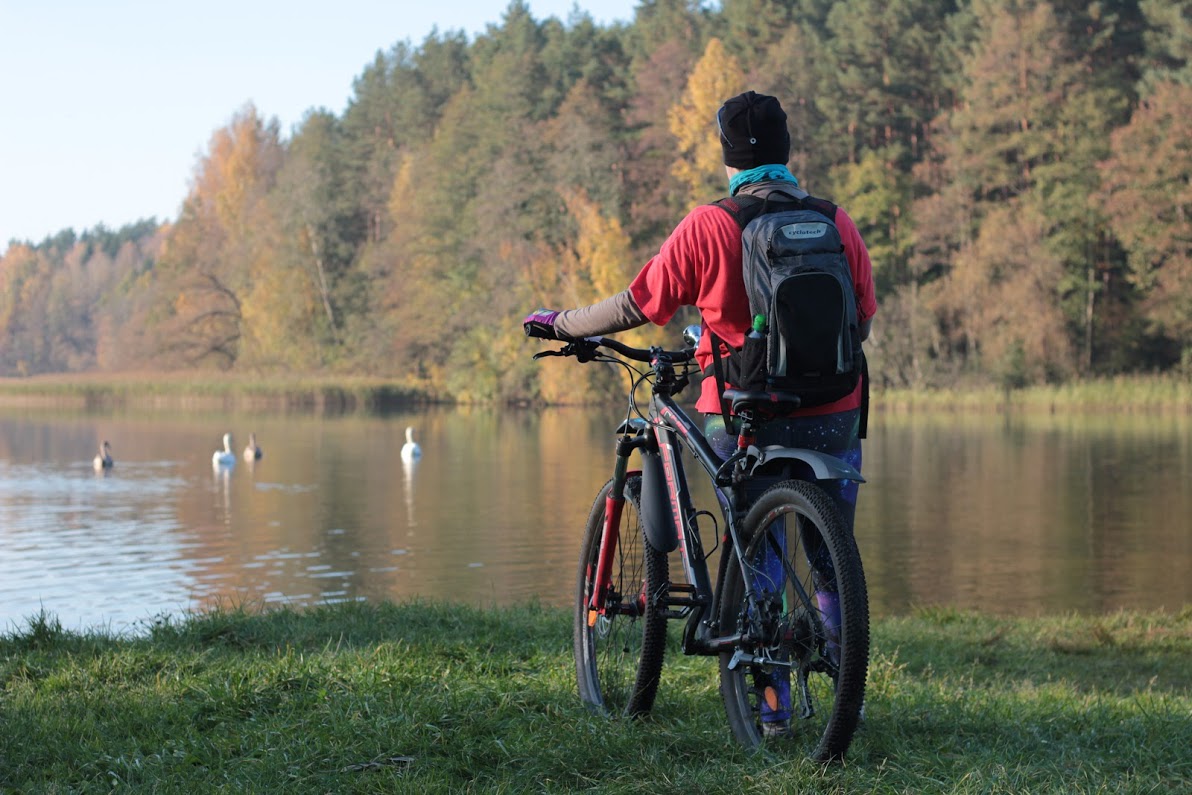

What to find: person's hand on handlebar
left=523, top=308, right=561, bottom=339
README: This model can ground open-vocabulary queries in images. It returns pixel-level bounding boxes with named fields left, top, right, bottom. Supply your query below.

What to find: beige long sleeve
left=554, top=290, right=649, bottom=338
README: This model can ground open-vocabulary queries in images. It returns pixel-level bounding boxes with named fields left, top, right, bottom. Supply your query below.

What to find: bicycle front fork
left=587, top=434, right=648, bottom=626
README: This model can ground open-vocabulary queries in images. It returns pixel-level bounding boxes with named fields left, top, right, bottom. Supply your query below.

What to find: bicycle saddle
left=721, top=388, right=803, bottom=414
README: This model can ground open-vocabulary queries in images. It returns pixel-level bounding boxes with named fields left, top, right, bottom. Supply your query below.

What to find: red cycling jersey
left=627, top=201, right=877, bottom=415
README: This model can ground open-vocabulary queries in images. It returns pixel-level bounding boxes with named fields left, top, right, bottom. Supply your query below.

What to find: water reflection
left=859, top=411, right=1192, bottom=616
left=213, top=464, right=232, bottom=522
left=402, top=457, right=418, bottom=529
left=0, top=406, right=1188, bottom=633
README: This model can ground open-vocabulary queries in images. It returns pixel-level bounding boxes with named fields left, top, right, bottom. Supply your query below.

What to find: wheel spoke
left=575, top=476, right=668, bottom=718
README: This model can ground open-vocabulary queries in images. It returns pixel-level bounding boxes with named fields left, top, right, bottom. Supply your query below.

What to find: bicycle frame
left=634, top=388, right=747, bottom=656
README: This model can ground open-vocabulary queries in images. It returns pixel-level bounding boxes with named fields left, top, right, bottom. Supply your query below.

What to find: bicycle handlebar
left=534, top=333, right=696, bottom=365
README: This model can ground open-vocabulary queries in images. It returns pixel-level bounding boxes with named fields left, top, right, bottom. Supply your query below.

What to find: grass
left=1, top=602, right=1189, bottom=793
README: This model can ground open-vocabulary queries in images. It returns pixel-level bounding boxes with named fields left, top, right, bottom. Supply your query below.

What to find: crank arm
left=726, top=648, right=794, bottom=671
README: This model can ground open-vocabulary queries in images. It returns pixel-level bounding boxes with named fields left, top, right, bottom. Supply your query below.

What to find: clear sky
left=0, top=1, right=640, bottom=252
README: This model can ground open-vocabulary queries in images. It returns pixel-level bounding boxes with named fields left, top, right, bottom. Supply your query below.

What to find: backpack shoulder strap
left=802, top=195, right=838, bottom=222
left=707, top=329, right=735, bottom=425
left=709, top=194, right=767, bottom=231
left=712, top=192, right=839, bottom=228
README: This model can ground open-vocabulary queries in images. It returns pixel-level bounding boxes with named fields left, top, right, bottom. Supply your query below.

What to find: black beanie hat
left=718, top=91, right=790, bottom=169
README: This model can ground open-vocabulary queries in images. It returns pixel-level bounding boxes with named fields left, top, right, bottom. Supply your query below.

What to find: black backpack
left=708, top=188, right=866, bottom=417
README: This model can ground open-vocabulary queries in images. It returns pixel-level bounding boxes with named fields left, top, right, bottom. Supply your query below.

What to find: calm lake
left=1, top=405, right=1189, bottom=634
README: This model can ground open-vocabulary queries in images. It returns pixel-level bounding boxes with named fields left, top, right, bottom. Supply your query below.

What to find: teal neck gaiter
left=729, top=164, right=798, bottom=196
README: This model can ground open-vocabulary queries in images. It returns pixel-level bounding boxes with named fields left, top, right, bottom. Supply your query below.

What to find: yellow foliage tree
left=191, top=105, right=283, bottom=241
left=668, top=38, right=747, bottom=205
left=156, top=105, right=284, bottom=368
left=568, top=194, right=656, bottom=351
left=526, top=191, right=655, bottom=404
left=239, top=220, right=318, bottom=370
left=374, top=150, right=441, bottom=382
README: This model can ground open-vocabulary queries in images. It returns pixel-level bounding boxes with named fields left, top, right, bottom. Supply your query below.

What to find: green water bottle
left=748, top=314, right=766, bottom=340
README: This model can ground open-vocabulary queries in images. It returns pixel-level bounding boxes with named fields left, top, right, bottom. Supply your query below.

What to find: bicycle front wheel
left=718, top=479, right=869, bottom=762
left=574, top=474, right=669, bottom=717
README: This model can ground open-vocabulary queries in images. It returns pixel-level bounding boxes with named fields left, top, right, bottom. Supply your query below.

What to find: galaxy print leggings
left=703, top=408, right=863, bottom=540
left=704, top=409, right=862, bottom=723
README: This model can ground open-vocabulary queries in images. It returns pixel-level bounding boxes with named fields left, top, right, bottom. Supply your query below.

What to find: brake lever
left=573, top=339, right=600, bottom=362
left=532, top=349, right=569, bottom=360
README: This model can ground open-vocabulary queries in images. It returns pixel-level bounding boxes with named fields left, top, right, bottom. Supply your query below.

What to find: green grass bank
left=2, top=602, right=1189, bottom=793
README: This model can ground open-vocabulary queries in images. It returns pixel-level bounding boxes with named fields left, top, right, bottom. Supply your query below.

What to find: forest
left=0, top=0, right=1188, bottom=403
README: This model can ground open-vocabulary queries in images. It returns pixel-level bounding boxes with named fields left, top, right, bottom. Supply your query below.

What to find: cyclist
left=524, top=90, right=877, bottom=737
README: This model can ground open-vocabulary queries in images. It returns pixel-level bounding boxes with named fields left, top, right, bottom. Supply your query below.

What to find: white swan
left=400, top=426, right=422, bottom=462
left=93, top=440, right=113, bottom=471
left=212, top=432, right=236, bottom=467
left=243, top=432, right=262, bottom=461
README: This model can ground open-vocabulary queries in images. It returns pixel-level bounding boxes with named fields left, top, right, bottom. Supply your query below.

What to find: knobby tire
left=717, top=479, right=869, bottom=762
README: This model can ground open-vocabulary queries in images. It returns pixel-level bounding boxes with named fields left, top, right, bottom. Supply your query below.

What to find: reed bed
left=0, top=372, right=432, bottom=413
left=878, top=373, right=1192, bottom=415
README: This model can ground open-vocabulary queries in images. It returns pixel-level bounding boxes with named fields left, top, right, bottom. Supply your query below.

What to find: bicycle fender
left=639, top=449, right=680, bottom=553
left=746, top=445, right=865, bottom=483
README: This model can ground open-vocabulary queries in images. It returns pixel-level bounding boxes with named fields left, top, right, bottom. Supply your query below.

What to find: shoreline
left=1, top=371, right=1189, bottom=414
left=0, top=372, right=437, bottom=413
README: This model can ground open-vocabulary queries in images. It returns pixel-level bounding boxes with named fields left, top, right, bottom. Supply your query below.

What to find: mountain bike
left=530, top=326, right=869, bottom=762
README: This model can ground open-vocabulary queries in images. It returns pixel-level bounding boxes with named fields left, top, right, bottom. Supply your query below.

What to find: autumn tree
left=622, top=38, right=698, bottom=248
left=1098, top=81, right=1192, bottom=357
left=93, top=226, right=168, bottom=371
left=525, top=191, right=641, bottom=403
left=923, top=0, right=1126, bottom=381
left=0, top=245, right=49, bottom=374
left=154, top=105, right=283, bottom=368
left=0, top=223, right=162, bottom=375
left=669, top=38, right=747, bottom=205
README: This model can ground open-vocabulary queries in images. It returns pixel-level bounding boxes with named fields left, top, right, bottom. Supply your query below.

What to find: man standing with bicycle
left=524, top=90, right=877, bottom=738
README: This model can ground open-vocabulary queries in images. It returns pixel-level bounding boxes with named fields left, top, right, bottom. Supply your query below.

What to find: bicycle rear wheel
left=718, top=479, right=868, bottom=762
left=574, top=474, right=669, bottom=717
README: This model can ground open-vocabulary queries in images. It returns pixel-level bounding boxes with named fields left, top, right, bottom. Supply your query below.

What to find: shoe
left=759, top=681, right=791, bottom=724
left=761, top=719, right=792, bottom=739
